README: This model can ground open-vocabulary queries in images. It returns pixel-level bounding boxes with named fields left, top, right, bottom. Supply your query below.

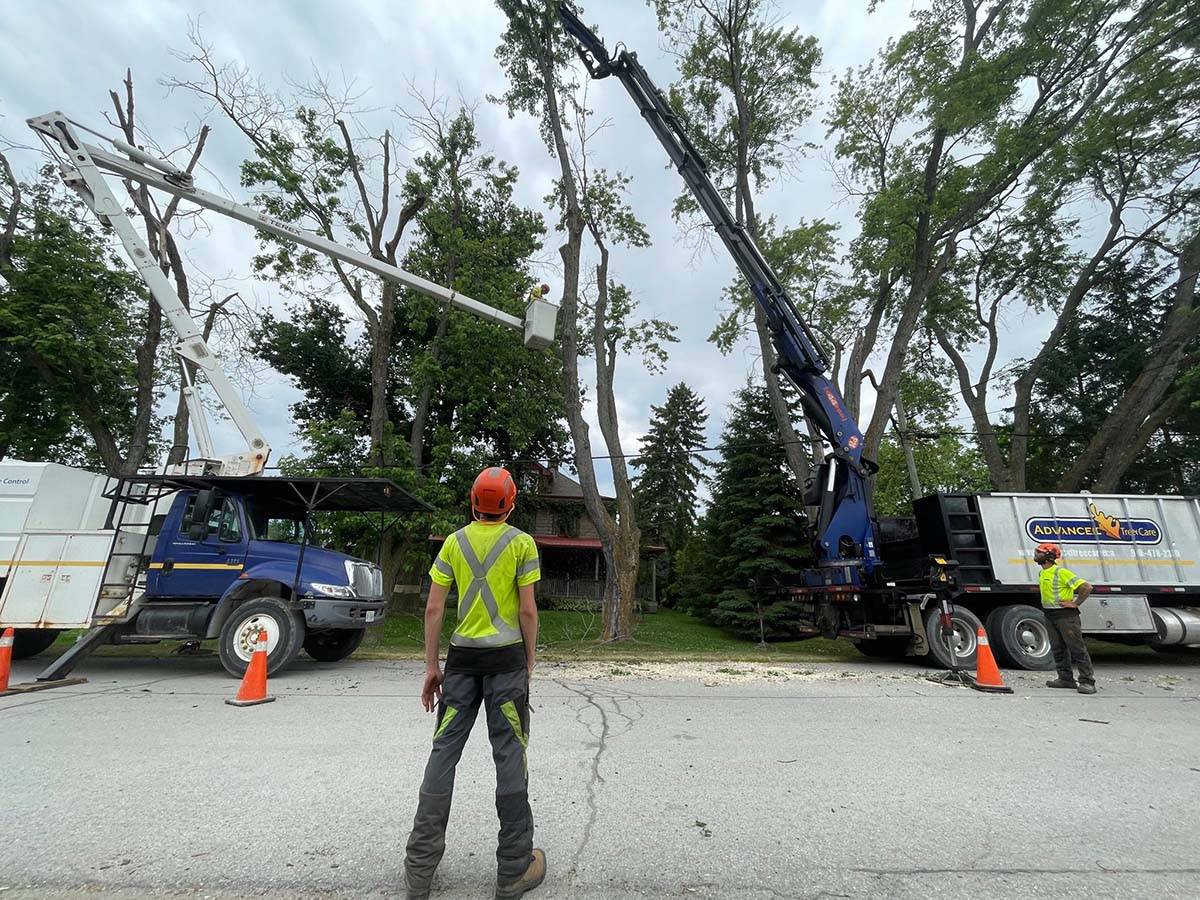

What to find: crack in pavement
left=553, top=679, right=645, bottom=898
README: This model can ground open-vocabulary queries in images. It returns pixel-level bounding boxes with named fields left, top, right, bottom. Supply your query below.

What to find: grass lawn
left=359, top=607, right=859, bottom=662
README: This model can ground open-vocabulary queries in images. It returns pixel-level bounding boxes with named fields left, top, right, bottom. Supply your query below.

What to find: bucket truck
left=0, top=112, right=558, bottom=684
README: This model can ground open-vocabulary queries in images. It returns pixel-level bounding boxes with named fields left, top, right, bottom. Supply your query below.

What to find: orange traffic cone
left=0, top=627, right=13, bottom=693
left=971, top=626, right=1013, bottom=694
left=225, top=629, right=276, bottom=707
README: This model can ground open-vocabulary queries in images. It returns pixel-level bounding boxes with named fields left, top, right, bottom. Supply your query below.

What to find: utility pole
left=864, top=371, right=922, bottom=499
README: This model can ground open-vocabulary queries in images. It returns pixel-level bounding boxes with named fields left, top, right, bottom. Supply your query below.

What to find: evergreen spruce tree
left=634, top=383, right=709, bottom=603
left=701, top=385, right=809, bottom=640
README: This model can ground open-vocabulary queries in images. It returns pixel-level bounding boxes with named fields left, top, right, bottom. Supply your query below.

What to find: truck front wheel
left=217, top=598, right=305, bottom=678
left=11, top=628, right=63, bottom=660
left=303, top=628, right=366, bottom=662
left=985, top=605, right=1055, bottom=671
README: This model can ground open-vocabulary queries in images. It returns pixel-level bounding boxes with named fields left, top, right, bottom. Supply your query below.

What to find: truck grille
left=348, top=562, right=383, bottom=599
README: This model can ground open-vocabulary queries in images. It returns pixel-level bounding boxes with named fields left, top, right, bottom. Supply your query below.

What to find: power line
left=287, top=421, right=1200, bottom=476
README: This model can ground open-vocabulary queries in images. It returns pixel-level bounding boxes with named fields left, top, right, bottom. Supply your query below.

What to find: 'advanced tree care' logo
left=1025, top=502, right=1162, bottom=545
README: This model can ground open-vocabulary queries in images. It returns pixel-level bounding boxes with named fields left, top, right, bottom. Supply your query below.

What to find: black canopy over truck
left=0, top=464, right=430, bottom=684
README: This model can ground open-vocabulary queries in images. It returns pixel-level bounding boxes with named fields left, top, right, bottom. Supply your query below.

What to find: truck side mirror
left=187, top=489, right=218, bottom=541
left=191, top=488, right=216, bottom=523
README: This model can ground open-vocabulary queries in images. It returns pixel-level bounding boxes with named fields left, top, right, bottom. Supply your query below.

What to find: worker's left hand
left=422, top=665, right=444, bottom=712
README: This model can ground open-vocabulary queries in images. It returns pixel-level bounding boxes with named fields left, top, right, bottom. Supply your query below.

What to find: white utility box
left=1, top=460, right=153, bottom=629
left=0, top=530, right=117, bottom=628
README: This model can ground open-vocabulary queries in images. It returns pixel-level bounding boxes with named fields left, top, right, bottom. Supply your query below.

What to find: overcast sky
left=1, top=0, right=1007, bottom=492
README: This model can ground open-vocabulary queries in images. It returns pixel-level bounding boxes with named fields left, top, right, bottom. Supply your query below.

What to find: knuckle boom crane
left=557, top=6, right=882, bottom=597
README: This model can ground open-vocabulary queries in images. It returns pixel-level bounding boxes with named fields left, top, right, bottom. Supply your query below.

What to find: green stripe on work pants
left=434, top=705, right=458, bottom=739
left=501, top=698, right=528, bottom=777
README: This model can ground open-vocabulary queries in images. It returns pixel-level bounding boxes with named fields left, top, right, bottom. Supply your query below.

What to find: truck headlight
left=311, top=583, right=356, bottom=599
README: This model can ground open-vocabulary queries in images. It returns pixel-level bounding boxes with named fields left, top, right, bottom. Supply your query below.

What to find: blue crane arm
left=558, top=5, right=880, bottom=572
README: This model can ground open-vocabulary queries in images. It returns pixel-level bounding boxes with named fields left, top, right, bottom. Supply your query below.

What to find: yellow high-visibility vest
left=1039, top=562, right=1084, bottom=608
left=429, top=523, right=540, bottom=648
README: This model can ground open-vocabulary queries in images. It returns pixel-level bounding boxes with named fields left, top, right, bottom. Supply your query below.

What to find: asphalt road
left=2, top=653, right=1198, bottom=900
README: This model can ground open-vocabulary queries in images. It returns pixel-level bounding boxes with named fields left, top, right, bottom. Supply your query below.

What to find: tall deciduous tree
left=655, top=0, right=822, bottom=484
left=496, top=0, right=675, bottom=641
left=252, top=101, right=569, bottom=596
left=829, top=0, right=1198, bottom=462
left=1, top=71, right=214, bottom=474
left=0, top=169, right=154, bottom=472
left=925, top=20, right=1200, bottom=491
left=169, top=36, right=427, bottom=472
left=106, top=70, right=217, bottom=468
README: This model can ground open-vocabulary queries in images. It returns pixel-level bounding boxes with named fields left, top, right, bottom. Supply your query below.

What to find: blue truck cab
left=82, top=473, right=430, bottom=679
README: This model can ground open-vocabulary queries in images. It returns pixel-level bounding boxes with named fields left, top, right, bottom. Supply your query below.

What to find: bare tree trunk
left=527, top=28, right=637, bottom=639
left=591, top=244, right=641, bottom=640
left=107, top=71, right=213, bottom=475
left=842, top=275, right=892, bottom=419
left=862, top=122, right=953, bottom=460
left=1058, top=230, right=1200, bottom=491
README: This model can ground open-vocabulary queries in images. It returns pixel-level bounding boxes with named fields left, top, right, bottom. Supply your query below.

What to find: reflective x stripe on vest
left=1042, top=564, right=1080, bottom=608
left=452, top=526, right=524, bottom=648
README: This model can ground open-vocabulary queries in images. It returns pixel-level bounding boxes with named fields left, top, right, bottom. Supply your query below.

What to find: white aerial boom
left=28, top=111, right=559, bottom=476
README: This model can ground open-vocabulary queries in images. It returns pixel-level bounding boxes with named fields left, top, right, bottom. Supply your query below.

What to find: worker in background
left=404, top=467, right=545, bottom=900
left=1035, top=542, right=1096, bottom=694
left=529, top=282, right=550, bottom=303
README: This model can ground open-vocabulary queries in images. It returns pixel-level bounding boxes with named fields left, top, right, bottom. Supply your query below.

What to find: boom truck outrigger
left=557, top=6, right=1200, bottom=668
left=0, top=113, right=557, bottom=685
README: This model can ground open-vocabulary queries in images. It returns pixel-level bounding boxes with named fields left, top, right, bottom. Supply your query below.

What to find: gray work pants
left=404, top=669, right=533, bottom=891
left=1044, top=608, right=1095, bottom=686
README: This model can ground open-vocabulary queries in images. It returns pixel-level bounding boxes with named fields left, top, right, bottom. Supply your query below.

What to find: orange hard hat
left=471, top=467, right=517, bottom=516
left=1035, top=542, right=1062, bottom=559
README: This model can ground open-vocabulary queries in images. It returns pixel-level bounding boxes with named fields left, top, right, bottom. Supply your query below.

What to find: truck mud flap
left=905, top=602, right=929, bottom=657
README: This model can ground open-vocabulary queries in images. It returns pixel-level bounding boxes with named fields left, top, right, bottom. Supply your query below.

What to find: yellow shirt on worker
left=1039, top=562, right=1084, bottom=609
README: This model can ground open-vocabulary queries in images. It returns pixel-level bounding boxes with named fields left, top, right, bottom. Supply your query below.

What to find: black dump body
left=877, top=494, right=996, bottom=586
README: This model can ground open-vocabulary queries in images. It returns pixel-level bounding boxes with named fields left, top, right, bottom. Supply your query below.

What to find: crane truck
left=0, top=112, right=558, bottom=686
left=557, top=6, right=1200, bottom=670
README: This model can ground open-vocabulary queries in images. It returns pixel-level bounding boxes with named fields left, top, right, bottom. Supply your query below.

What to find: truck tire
left=853, top=637, right=910, bottom=660
left=985, top=605, right=1056, bottom=671
left=303, top=628, right=366, bottom=662
left=11, top=628, right=63, bottom=660
left=217, top=597, right=305, bottom=678
left=922, top=606, right=984, bottom=670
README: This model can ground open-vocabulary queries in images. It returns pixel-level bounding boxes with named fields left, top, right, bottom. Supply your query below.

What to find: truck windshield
left=245, top=503, right=307, bottom=544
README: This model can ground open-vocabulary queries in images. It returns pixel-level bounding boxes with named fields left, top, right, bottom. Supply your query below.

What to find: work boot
left=1077, top=683, right=1097, bottom=695
left=495, top=848, right=546, bottom=899
left=1045, top=677, right=1077, bottom=689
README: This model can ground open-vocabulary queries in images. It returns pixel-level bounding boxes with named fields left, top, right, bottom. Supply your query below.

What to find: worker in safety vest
left=1034, top=542, right=1096, bottom=694
left=404, top=467, right=545, bottom=900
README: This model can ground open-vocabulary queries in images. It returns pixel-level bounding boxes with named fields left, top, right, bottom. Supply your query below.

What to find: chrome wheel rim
left=1015, top=616, right=1051, bottom=660
left=233, top=612, right=281, bottom=663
